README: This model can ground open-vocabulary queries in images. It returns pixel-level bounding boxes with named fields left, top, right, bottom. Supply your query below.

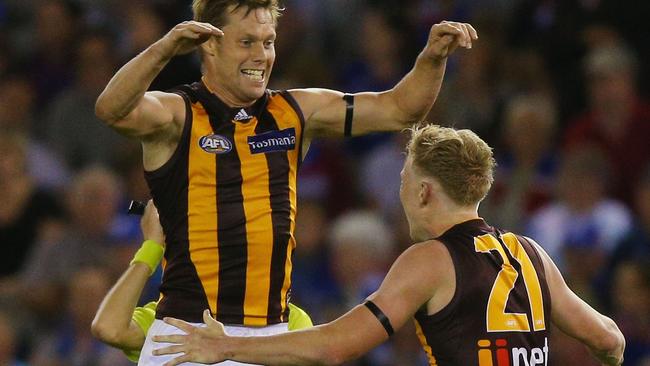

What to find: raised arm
left=91, top=201, right=165, bottom=351
left=531, top=240, right=625, bottom=365
left=153, top=241, right=453, bottom=366
left=94, top=21, right=223, bottom=139
left=292, top=21, right=477, bottom=139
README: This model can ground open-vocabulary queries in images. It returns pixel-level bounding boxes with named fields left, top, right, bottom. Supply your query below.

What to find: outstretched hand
left=153, top=310, right=228, bottom=366
left=157, top=21, right=224, bottom=57
left=422, top=21, right=478, bottom=62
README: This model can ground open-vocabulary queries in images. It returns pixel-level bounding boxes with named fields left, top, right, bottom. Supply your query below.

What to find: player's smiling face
left=206, top=6, right=276, bottom=106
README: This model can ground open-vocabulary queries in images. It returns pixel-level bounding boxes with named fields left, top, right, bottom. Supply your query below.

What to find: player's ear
left=419, top=181, right=432, bottom=207
left=201, top=36, right=219, bottom=57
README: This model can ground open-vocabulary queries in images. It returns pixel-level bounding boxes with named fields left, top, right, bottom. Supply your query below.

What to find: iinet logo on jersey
left=477, top=338, right=549, bottom=366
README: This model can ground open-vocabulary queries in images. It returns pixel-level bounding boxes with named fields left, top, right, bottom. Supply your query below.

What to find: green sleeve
left=122, top=301, right=158, bottom=362
left=288, top=302, right=313, bottom=330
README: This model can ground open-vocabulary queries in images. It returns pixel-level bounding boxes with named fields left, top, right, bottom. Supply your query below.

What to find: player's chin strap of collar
left=343, top=94, right=354, bottom=137
left=363, top=300, right=394, bottom=337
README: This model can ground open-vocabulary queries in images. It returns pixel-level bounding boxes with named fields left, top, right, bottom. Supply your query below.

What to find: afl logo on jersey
left=199, top=134, right=232, bottom=154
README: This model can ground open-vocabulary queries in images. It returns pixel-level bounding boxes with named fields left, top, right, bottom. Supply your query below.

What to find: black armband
left=363, top=300, right=394, bottom=337
left=343, top=94, right=354, bottom=137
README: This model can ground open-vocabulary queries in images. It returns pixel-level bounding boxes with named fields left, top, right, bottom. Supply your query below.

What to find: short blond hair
left=192, top=0, right=282, bottom=27
left=406, top=124, right=495, bottom=206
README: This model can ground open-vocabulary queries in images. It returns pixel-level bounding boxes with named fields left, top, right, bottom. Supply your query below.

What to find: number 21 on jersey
left=474, top=233, right=546, bottom=332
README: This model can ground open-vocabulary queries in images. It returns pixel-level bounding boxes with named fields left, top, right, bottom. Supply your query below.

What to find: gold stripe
left=235, top=117, right=275, bottom=326
left=187, top=103, right=220, bottom=314
left=268, top=94, right=300, bottom=319
left=475, top=234, right=531, bottom=332
left=502, top=233, right=546, bottom=331
left=414, top=319, right=437, bottom=365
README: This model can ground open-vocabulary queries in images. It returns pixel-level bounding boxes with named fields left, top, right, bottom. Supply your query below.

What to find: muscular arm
left=95, top=21, right=222, bottom=139
left=94, top=43, right=178, bottom=138
left=154, top=241, right=453, bottom=366
left=293, top=21, right=477, bottom=139
left=531, top=240, right=625, bottom=365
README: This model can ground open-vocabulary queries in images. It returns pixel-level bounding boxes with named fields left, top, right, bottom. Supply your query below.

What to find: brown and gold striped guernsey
left=414, top=219, right=552, bottom=366
left=145, top=81, right=303, bottom=326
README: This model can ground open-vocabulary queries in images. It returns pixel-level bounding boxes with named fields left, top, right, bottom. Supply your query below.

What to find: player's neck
left=201, top=75, right=256, bottom=108
left=425, top=208, right=479, bottom=238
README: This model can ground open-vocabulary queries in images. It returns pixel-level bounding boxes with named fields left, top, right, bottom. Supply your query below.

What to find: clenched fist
left=422, top=21, right=478, bottom=62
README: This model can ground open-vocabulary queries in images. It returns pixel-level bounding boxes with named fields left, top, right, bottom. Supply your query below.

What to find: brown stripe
left=214, top=118, right=247, bottom=325
left=233, top=116, right=275, bottom=326
left=258, top=109, right=291, bottom=323
left=187, top=103, right=220, bottom=318
left=149, top=97, right=211, bottom=322
left=267, top=94, right=301, bottom=321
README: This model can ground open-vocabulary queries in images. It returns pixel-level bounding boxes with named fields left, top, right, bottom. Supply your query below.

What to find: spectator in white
left=328, top=210, right=401, bottom=366
left=329, top=210, right=395, bottom=309
left=527, top=145, right=631, bottom=305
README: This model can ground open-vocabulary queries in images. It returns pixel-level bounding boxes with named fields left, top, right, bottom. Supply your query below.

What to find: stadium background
left=0, top=0, right=649, bottom=364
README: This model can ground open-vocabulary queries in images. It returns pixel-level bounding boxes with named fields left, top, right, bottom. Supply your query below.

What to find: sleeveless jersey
left=145, top=81, right=303, bottom=326
left=414, top=219, right=552, bottom=366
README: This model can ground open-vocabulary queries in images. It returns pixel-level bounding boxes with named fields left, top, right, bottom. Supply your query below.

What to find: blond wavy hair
left=406, top=124, right=496, bottom=206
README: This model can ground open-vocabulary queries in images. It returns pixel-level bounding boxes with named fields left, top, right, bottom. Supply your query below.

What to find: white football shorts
left=138, top=319, right=289, bottom=366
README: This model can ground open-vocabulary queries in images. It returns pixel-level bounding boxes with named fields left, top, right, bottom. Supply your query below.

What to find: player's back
left=414, top=219, right=552, bottom=366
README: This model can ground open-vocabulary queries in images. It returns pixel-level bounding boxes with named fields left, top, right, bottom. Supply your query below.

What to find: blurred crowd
left=0, top=0, right=649, bottom=365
